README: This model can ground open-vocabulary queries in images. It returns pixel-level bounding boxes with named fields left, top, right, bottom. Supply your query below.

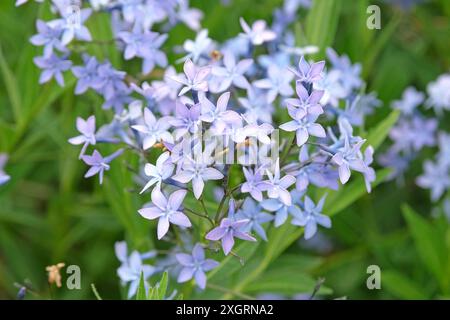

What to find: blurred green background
left=0, top=0, right=449, bottom=299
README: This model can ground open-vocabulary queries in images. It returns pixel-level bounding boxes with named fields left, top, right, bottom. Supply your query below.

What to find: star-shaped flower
left=173, top=59, right=211, bottom=96
left=141, top=151, right=175, bottom=194
left=291, top=195, right=331, bottom=240
left=68, top=115, right=96, bottom=158
left=176, top=244, right=219, bottom=289
left=131, top=108, right=173, bottom=150
left=239, top=17, right=276, bottom=45
left=81, top=149, right=124, bottom=184
left=138, top=188, right=192, bottom=239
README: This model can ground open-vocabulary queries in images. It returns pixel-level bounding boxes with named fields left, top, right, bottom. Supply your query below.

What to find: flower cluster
left=379, top=74, right=450, bottom=206
left=21, top=0, right=378, bottom=295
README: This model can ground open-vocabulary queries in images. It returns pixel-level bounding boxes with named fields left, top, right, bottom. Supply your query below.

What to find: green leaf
left=207, top=240, right=261, bottom=282
left=365, top=110, right=400, bottom=151
left=136, top=272, right=147, bottom=300
left=157, top=271, right=169, bottom=300
left=402, top=204, right=447, bottom=284
left=0, top=44, right=21, bottom=123
left=325, top=168, right=391, bottom=217
left=382, top=270, right=428, bottom=299
left=147, top=287, right=156, bottom=300
left=245, top=269, right=331, bottom=296
left=305, top=0, right=342, bottom=57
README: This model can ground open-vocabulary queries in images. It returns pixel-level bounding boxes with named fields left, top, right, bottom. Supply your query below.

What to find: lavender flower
left=291, top=196, right=331, bottom=240
left=206, top=206, right=256, bottom=255
left=141, top=152, right=175, bottom=194
left=182, top=29, right=213, bottom=63
left=172, top=152, right=224, bottom=199
left=72, top=55, right=101, bottom=94
left=264, top=159, right=296, bottom=205
left=326, top=48, right=363, bottom=92
left=173, top=59, right=211, bottom=96
left=416, top=160, right=450, bottom=202
left=169, top=101, right=201, bottom=140
left=199, top=92, right=242, bottom=134
left=285, top=81, right=324, bottom=117
left=81, top=149, right=124, bottom=184
left=119, top=26, right=168, bottom=74
left=392, top=86, right=424, bottom=115
left=138, top=188, right=192, bottom=239
left=177, top=0, right=204, bottom=31
left=176, top=244, right=219, bottom=289
left=261, top=193, right=303, bottom=227
left=426, top=74, right=450, bottom=115
left=0, top=154, right=11, bottom=186
left=239, top=17, right=276, bottom=45
left=241, top=166, right=266, bottom=201
left=289, top=56, right=325, bottom=83
left=280, top=108, right=326, bottom=147
left=33, top=54, right=72, bottom=86
left=29, top=20, right=66, bottom=57
left=116, top=247, right=155, bottom=298
left=131, top=108, right=173, bottom=150
left=253, top=64, right=294, bottom=103
left=68, top=115, right=96, bottom=158
left=332, top=139, right=367, bottom=184
left=210, top=51, right=253, bottom=92
left=54, top=8, right=93, bottom=45
left=235, top=198, right=274, bottom=241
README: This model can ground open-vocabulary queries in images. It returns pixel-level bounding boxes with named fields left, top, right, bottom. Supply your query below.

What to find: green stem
left=206, top=283, right=255, bottom=300
left=184, top=207, right=214, bottom=226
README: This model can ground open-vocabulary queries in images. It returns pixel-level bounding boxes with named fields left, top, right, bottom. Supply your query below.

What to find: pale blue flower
left=211, top=51, right=253, bottom=92
left=138, top=188, right=191, bottom=239
left=332, top=139, right=367, bottom=184
left=261, top=190, right=303, bottom=227
left=426, top=74, right=450, bottom=115
left=393, top=86, right=424, bottom=115
left=417, top=160, right=450, bottom=202
left=206, top=201, right=256, bottom=255
left=30, top=20, right=66, bottom=57
left=199, top=92, right=242, bottom=135
left=172, top=59, right=211, bottom=96
left=285, top=81, right=324, bottom=118
left=253, top=64, right=294, bottom=103
left=280, top=107, right=326, bottom=147
left=52, top=8, right=93, bottom=45
left=289, top=56, right=325, bottom=84
left=131, top=108, right=173, bottom=150
left=239, top=17, right=276, bottom=45
left=182, top=29, right=212, bottom=63
left=326, top=48, right=363, bottom=92
left=33, top=54, right=72, bottom=87
left=116, top=243, right=155, bottom=299
left=72, top=55, right=102, bottom=94
left=291, top=196, right=331, bottom=240
left=0, top=154, right=11, bottom=186
left=263, top=158, right=296, bottom=205
left=176, top=244, right=218, bottom=289
left=68, top=115, right=96, bottom=158
left=236, top=198, right=274, bottom=240
left=141, top=151, right=175, bottom=194
left=169, top=101, right=201, bottom=140
left=172, top=151, right=224, bottom=199
left=238, top=87, right=274, bottom=123
left=177, top=0, right=204, bottom=31
left=81, top=149, right=124, bottom=184
left=241, top=166, right=266, bottom=201
left=119, top=26, right=168, bottom=74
